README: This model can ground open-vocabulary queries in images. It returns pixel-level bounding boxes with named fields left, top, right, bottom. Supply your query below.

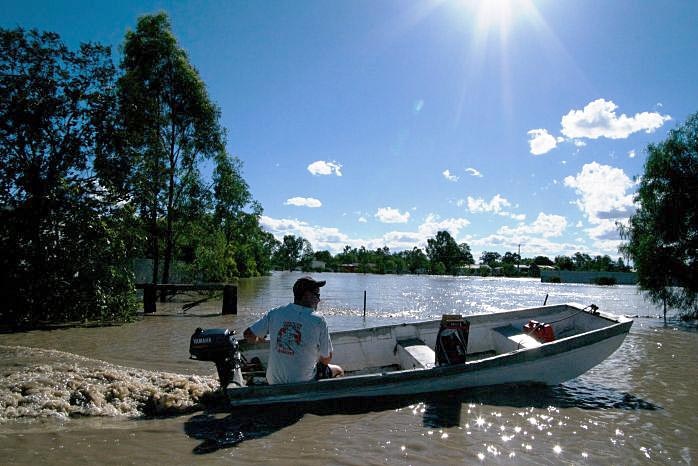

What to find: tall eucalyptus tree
left=118, top=13, right=224, bottom=288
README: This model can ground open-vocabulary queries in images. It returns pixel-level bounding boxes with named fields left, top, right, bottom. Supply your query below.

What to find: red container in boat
left=523, top=320, right=555, bottom=343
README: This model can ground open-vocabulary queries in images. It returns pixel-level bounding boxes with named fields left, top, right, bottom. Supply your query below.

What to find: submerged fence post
left=222, top=285, right=237, bottom=315
left=363, top=290, right=367, bottom=319
left=143, top=284, right=156, bottom=314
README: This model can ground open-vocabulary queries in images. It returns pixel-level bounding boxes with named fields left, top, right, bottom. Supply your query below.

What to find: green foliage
left=0, top=27, right=137, bottom=327
left=0, top=20, right=275, bottom=327
left=555, top=255, right=575, bottom=271
left=621, top=113, right=698, bottom=318
left=426, top=231, right=470, bottom=275
left=501, top=263, right=518, bottom=276
left=432, top=261, right=446, bottom=275
left=502, top=252, right=521, bottom=265
left=273, top=235, right=307, bottom=271
left=402, top=247, right=430, bottom=274
left=118, top=12, right=224, bottom=286
left=480, top=251, right=501, bottom=268
left=533, top=255, right=555, bottom=266
left=116, top=13, right=272, bottom=283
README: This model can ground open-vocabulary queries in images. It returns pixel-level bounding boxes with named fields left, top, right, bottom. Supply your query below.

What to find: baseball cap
left=293, top=276, right=326, bottom=297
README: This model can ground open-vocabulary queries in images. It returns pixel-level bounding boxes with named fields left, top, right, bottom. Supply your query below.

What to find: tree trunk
left=150, top=199, right=159, bottom=286
left=160, top=219, right=173, bottom=302
left=663, top=297, right=667, bottom=324
left=160, top=146, right=176, bottom=302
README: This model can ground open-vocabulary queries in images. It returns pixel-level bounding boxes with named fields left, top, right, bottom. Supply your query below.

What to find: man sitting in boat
left=243, top=276, right=343, bottom=384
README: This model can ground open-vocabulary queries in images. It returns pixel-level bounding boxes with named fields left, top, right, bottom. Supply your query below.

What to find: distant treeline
left=270, top=233, right=632, bottom=277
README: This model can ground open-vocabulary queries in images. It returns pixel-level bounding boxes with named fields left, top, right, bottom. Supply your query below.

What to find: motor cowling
left=190, top=328, right=238, bottom=361
left=189, top=328, right=245, bottom=388
left=435, top=315, right=470, bottom=366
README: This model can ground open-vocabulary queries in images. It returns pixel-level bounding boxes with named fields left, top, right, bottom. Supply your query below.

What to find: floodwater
left=1, top=272, right=697, bottom=465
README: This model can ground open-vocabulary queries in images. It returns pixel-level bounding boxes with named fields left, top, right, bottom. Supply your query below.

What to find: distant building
left=311, top=260, right=326, bottom=271
left=339, top=263, right=375, bottom=273
left=456, top=264, right=491, bottom=276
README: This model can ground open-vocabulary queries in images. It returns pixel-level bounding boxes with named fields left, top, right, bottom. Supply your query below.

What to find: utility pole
left=518, top=243, right=521, bottom=275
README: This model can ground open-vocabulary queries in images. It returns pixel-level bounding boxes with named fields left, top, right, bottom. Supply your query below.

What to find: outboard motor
left=189, top=328, right=245, bottom=388
left=435, top=314, right=470, bottom=366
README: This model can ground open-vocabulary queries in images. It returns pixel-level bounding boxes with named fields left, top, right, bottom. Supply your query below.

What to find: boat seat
left=492, top=325, right=542, bottom=352
left=396, top=338, right=436, bottom=370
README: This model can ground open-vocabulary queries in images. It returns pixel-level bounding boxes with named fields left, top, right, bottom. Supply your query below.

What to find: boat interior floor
left=242, top=348, right=505, bottom=386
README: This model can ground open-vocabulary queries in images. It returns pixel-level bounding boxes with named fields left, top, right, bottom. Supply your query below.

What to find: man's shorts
left=315, top=361, right=333, bottom=380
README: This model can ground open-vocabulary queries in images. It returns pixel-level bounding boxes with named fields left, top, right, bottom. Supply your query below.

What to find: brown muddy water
left=1, top=272, right=696, bottom=465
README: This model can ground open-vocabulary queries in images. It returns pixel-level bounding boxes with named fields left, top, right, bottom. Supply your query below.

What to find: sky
left=4, top=0, right=698, bottom=261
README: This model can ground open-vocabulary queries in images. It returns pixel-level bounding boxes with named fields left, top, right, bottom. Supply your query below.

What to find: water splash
left=0, top=345, right=220, bottom=421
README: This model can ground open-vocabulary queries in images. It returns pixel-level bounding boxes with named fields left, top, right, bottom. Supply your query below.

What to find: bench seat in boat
left=492, top=325, right=542, bottom=352
left=396, top=338, right=436, bottom=369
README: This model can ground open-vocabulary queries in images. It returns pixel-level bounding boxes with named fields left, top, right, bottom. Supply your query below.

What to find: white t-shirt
left=248, top=303, right=332, bottom=384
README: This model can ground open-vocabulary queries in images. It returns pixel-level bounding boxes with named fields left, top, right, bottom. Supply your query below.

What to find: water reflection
left=184, top=381, right=659, bottom=453
left=185, top=408, right=304, bottom=453
left=422, top=396, right=462, bottom=428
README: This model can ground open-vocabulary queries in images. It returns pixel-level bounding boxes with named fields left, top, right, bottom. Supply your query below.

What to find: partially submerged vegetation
left=0, top=15, right=273, bottom=329
left=620, top=113, right=698, bottom=321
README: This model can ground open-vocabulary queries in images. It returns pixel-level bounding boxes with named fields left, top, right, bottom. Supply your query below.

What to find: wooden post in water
left=143, top=284, right=156, bottom=314
left=222, top=285, right=237, bottom=315
left=363, top=290, right=367, bottom=319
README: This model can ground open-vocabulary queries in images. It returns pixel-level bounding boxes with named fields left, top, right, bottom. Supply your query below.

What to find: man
left=244, top=276, right=343, bottom=384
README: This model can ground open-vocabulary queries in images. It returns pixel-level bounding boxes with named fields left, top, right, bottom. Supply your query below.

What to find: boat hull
left=227, top=304, right=632, bottom=407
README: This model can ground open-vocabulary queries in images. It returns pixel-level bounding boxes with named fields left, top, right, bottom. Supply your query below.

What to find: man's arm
left=318, top=351, right=333, bottom=365
left=243, top=327, right=264, bottom=344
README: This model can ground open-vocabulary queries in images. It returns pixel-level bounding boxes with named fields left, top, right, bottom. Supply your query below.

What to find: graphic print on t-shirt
left=276, top=321, right=302, bottom=355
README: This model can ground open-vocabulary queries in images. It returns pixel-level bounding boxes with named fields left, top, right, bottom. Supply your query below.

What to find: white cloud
left=573, top=140, right=587, bottom=147
left=358, top=216, right=367, bottom=223
left=442, top=169, right=459, bottom=182
left=260, top=214, right=470, bottom=254
left=468, top=233, right=581, bottom=261
left=564, top=162, right=636, bottom=240
left=507, top=213, right=527, bottom=221
left=465, top=167, right=483, bottom=177
left=260, top=216, right=354, bottom=251
left=307, top=160, right=343, bottom=176
left=376, top=215, right=471, bottom=250
left=628, top=149, right=636, bottom=158
left=466, top=194, right=524, bottom=220
left=261, top=209, right=622, bottom=259
left=417, top=213, right=470, bottom=238
left=467, top=194, right=511, bottom=214
left=498, top=213, right=568, bottom=238
left=375, top=207, right=410, bottom=224
left=284, top=197, right=322, bottom=208
left=561, top=99, right=671, bottom=140
left=527, top=129, right=558, bottom=155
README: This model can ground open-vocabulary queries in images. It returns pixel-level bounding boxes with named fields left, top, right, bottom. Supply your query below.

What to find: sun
left=475, top=0, right=515, bottom=38
left=464, top=0, right=540, bottom=44
left=446, top=0, right=552, bottom=125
